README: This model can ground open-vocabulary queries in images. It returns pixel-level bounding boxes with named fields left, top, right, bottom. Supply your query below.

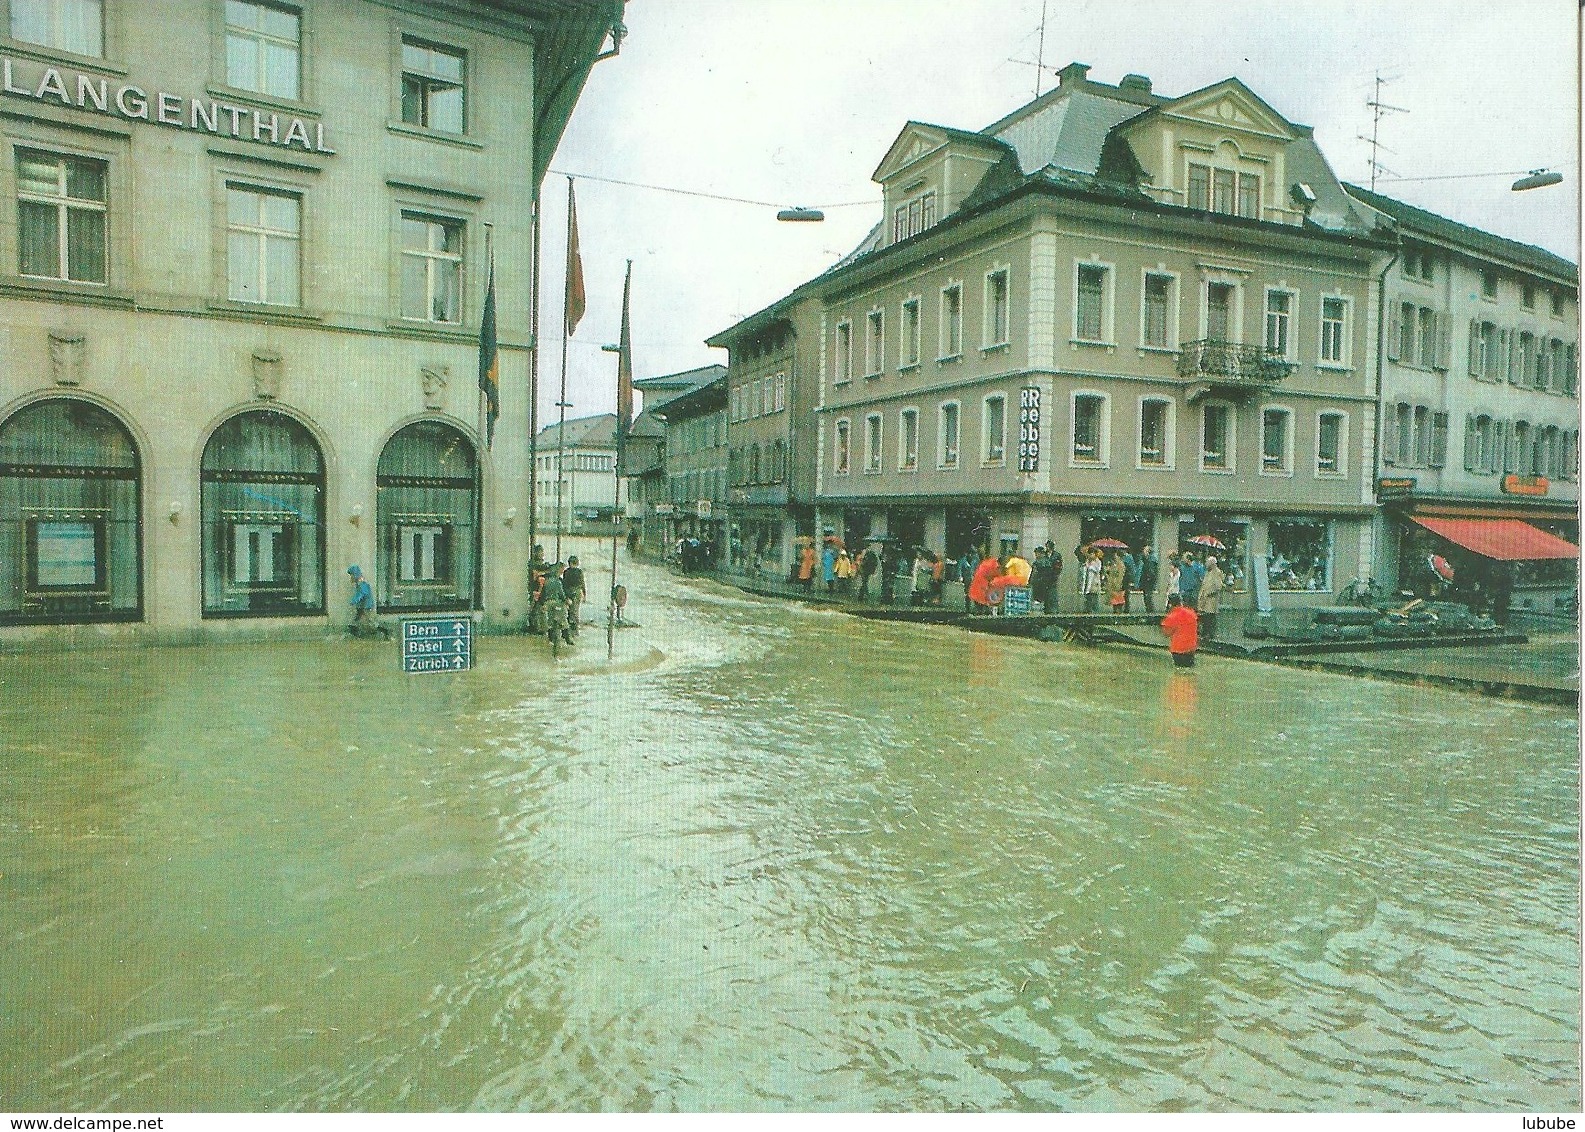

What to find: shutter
left=1383, top=404, right=1399, bottom=464
left=1463, top=414, right=1476, bottom=471
left=1430, top=412, right=1448, bottom=468
left=1468, top=319, right=1481, bottom=376
left=1434, top=316, right=1451, bottom=370
left=1497, top=329, right=1510, bottom=382
left=1507, top=330, right=1521, bottom=385
left=1386, top=309, right=1400, bottom=362
left=1568, top=344, right=1579, bottom=396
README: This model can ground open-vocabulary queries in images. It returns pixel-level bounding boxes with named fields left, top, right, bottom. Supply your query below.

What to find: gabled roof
left=1343, top=184, right=1579, bottom=282
left=534, top=412, right=617, bottom=448
left=633, top=363, right=727, bottom=411
left=1114, top=76, right=1300, bottom=142
left=871, top=120, right=1014, bottom=183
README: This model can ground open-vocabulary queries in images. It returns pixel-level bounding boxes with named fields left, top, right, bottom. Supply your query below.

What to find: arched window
left=376, top=421, right=478, bottom=612
left=0, top=398, right=141, bottom=623
left=201, top=410, right=324, bottom=616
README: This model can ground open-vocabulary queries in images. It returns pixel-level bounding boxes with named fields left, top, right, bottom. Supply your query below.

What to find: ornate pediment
left=1155, top=80, right=1295, bottom=141
left=872, top=124, right=950, bottom=184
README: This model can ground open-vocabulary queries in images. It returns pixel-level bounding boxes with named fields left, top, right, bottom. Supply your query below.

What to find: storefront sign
left=401, top=617, right=472, bottom=673
left=1017, top=387, right=1041, bottom=472
left=1, top=56, right=335, bottom=154
left=1501, top=474, right=1549, bottom=497
left=652, top=503, right=674, bottom=514
left=1377, top=477, right=1417, bottom=499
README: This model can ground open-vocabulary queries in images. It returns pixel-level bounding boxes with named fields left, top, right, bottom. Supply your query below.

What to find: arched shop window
left=0, top=398, right=141, bottom=623
left=376, top=421, right=478, bottom=612
left=201, top=410, right=325, bottom=616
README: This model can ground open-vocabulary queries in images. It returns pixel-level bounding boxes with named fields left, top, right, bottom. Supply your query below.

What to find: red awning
left=1410, top=516, right=1581, bottom=561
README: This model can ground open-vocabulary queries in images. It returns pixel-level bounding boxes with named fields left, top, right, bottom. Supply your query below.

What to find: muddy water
left=1, top=554, right=1578, bottom=1111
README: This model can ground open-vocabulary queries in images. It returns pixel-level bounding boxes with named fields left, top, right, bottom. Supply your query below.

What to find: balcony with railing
left=1176, top=340, right=1295, bottom=398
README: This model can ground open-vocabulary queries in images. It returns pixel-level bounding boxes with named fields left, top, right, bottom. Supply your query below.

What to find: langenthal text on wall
left=1, top=57, right=335, bottom=154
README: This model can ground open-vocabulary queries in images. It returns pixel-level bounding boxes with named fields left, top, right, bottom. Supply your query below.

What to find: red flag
left=616, top=259, right=633, bottom=450
left=564, top=179, right=585, bottom=338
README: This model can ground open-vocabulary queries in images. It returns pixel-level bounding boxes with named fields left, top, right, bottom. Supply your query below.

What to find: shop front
left=1397, top=509, right=1579, bottom=620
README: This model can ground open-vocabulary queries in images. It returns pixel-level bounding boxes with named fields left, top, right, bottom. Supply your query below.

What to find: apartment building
left=533, top=412, right=618, bottom=535
left=729, top=63, right=1392, bottom=603
left=0, top=0, right=623, bottom=642
left=1345, top=185, right=1579, bottom=612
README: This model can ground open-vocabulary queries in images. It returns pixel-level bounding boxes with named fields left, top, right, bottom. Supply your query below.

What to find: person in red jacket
left=1160, top=592, right=1199, bottom=668
left=967, top=553, right=1001, bottom=614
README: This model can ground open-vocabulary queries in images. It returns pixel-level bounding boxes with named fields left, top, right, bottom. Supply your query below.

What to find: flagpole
left=480, top=223, right=493, bottom=452
left=554, top=179, right=573, bottom=562
left=609, top=258, right=632, bottom=662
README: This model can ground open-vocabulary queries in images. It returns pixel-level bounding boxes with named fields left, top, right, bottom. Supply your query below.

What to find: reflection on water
left=1, top=556, right=1578, bottom=1111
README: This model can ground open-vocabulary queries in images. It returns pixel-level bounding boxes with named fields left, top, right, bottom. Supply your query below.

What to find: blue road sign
left=401, top=617, right=473, bottom=673
left=1002, top=585, right=1032, bottom=615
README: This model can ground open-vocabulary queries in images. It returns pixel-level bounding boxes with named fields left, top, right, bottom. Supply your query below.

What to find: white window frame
left=937, top=400, right=960, bottom=469
left=938, top=281, right=963, bottom=360
left=225, top=0, right=302, bottom=100
left=1139, top=268, right=1179, bottom=352
left=1200, top=277, right=1243, bottom=343
left=750, top=379, right=762, bottom=418
left=1072, top=258, right=1115, bottom=345
left=225, top=181, right=301, bottom=306
left=1068, top=389, right=1110, bottom=467
left=863, top=412, right=883, bottom=473
left=773, top=373, right=786, bottom=413
left=1263, top=287, right=1297, bottom=361
left=981, top=393, right=1007, bottom=466
left=398, top=210, right=464, bottom=324
left=898, top=406, right=919, bottom=471
left=1314, top=410, right=1348, bottom=478
left=1199, top=399, right=1236, bottom=473
left=1136, top=395, right=1175, bottom=469
left=833, top=417, right=851, bottom=475
left=864, top=307, right=885, bottom=377
left=833, top=320, right=853, bottom=385
left=1259, top=404, right=1295, bottom=476
left=1317, top=293, right=1351, bottom=368
left=10, top=0, right=104, bottom=57
left=900, top=295, right=922, bottom=369
left=16, top=147, right=109, bottom=285
left=982, top=266, right=1011, bottom=349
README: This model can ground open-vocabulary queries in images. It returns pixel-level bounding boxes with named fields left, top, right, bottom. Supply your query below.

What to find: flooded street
left=2, top=550, right=1579, bottom=1112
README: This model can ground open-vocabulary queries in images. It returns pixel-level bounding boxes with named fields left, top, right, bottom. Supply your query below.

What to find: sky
left=542, top=0, right=1580, bottom=422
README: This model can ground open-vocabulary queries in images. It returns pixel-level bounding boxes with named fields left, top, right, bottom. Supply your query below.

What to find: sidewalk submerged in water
left=707, top=565, right=1579, bottom=707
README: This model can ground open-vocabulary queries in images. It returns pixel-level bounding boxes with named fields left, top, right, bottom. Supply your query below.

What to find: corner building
left=0, top=0, right=622, bottom=644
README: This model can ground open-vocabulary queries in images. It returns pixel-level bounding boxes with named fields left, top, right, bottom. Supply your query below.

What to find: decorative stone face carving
left=48, top=330, right=86, bottom=386
left=421, top=364, right=449, bottom=411
left=252, top=348, right=283, bottom=400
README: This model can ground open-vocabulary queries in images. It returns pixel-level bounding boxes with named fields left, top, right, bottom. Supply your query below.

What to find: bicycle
left=1339, top=576, right=1383, bottom=607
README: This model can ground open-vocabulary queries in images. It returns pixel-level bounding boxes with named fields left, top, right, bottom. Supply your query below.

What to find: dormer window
left=1188, top=163, right=1259, bottom=218
left=892, top=190, right=936, bottom=243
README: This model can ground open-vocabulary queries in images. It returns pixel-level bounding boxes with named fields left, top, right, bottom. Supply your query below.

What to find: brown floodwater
left=1, top=552, right=1578, bottom=1111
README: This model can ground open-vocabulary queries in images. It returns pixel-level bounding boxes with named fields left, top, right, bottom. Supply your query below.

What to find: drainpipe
left=1371, top=235, right=1402, bottom=585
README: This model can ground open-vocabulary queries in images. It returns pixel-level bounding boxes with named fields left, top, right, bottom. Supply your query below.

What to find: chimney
left=1119, top=74, right=1152, bottom=94
left=1057, top=62, right=1090, bottom=87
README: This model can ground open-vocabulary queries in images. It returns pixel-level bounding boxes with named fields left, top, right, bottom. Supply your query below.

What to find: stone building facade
left=0, top=0, right=623, bottom=644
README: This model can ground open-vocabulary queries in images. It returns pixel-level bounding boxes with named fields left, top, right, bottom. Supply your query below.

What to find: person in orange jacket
left=1160, top=592, right=1200, bottom=668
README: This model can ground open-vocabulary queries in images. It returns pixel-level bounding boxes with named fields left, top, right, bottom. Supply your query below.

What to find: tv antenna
left=1007, top=0, right=1056, bottom=98
left=1360, top=73, right=1408, bottom=191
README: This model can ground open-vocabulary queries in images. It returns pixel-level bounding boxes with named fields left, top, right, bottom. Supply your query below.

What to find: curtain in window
left=376, top=422, right=478, bottom=612
left=0, top=398, right=139, bottom=621
left=201, top=411, right=324, bottom=616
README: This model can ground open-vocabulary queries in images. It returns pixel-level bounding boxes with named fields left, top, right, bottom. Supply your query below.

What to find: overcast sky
left=540, top=0, right=1580, bottom=422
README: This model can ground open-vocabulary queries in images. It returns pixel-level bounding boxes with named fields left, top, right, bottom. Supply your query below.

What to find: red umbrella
left=1428, top=554, right=1456, bottom=581
left=1090, top=537, right=1128, bottom=549
left=1187, top=534, right=1226, bottom=550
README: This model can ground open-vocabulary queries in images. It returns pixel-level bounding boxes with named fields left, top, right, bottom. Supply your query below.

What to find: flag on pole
left=615, top=259, right=633, bottom=457
left=564, top=179, right=585, bottom=338
left=477, top=257, right=499, bottom=449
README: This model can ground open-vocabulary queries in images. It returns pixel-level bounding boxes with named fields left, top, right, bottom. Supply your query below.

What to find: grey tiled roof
left=1343, top=184, right=1578, bottom=281
left=534, top=412, right=617, bottom=448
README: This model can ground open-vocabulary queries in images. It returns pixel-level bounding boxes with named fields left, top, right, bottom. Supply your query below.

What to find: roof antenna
left=1360, top=72, right=1408, bottom=191
left=1006, top=0, right=1057, bottom=98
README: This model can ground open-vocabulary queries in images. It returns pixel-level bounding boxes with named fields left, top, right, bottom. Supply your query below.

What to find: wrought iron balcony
left=1176, top=339, right=1295, bottom=388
